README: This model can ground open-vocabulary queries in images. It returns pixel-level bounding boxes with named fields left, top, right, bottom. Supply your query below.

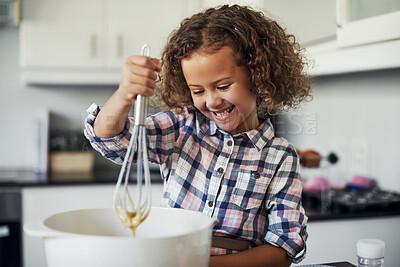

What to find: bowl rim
left=26, top=207, right=216, bottom=240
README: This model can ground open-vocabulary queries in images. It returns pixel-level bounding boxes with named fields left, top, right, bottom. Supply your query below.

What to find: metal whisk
left=113, top=44, right=152, bottom=236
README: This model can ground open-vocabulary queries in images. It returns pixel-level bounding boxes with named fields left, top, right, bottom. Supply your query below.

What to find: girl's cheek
left=192, top=98, right=201, bottom=109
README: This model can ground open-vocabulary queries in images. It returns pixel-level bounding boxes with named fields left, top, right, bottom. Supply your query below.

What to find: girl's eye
left=192, top=90, right=204, bottom=95
left=217, top=84, right=232, bottom=90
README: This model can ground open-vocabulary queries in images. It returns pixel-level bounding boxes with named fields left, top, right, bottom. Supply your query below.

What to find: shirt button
left=217, top=167, right=224, bottom=174
left=254, top=172, right=261, bottom=179
left=208, top=201, right=214, bottom=207
left=227, top=140, right=233, bottom=146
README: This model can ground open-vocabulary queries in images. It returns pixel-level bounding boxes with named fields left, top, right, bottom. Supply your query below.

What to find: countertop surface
left=1, top=169, right=400, bottom=222
left=0, top=169, right=163, bottom=186
left=302, top=188, right=400, bottom=221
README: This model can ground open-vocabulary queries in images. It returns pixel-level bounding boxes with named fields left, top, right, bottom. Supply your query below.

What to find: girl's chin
left=216, top=122, right=239, bottom=134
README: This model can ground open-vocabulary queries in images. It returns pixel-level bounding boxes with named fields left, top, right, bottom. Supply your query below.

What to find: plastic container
left=357, top=239, right=385, bottom=267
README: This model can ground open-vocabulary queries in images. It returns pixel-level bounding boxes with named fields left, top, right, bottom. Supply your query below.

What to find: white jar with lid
left=357, top=239, right=385, bottom=267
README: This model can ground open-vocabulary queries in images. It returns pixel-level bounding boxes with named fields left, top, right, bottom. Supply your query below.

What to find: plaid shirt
left=84, top=103, right=308, bottom=263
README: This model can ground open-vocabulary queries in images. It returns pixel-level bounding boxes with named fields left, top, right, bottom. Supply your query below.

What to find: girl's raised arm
left=93, top=55, right=161, bottom=138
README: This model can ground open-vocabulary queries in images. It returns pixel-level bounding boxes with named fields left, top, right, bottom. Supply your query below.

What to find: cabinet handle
left=117, top=35, right=124, bottom=58
left=90, top=34, right=98, bottom=57
left=14, top=0, right=21, bottom=25
left=0, top=225, right=10, bottom=238
left=336, top=0, right=347, bottom=28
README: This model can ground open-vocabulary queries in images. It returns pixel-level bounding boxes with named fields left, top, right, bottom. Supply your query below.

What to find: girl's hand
left=116, top=55, right=161, bottom=106
left=93, top=55, right=160, bottom=138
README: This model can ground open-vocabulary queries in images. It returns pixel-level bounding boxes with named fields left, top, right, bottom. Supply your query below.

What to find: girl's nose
left=206, top=92, right=223, bottom=109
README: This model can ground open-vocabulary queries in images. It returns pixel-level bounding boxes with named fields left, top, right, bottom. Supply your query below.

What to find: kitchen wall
left=1, top=26, right=400, bottom=191
left=278, top=68, right=400, bottom=192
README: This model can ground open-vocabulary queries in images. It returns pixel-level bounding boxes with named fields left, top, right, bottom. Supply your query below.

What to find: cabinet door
left=263, top=0, right=336, bottom=46
left=197, top=0, right=337, bottom=46
left=20, top=0, right=106, bottom=69
left=107, top=0, right=192, bottom=69
left=336, top=0, right=400, bottom=47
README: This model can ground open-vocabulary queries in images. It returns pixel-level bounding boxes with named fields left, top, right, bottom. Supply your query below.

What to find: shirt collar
left=244, top=119, right=275, bottom=151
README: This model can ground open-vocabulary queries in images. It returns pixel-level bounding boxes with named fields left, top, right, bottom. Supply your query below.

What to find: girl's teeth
left=215, top=107, right=233, bottom=116
left=216, top=110, right=228, bottom=116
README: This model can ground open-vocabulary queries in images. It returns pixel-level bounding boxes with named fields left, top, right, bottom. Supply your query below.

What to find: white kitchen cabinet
left=20, top=0, right=200, bottom=85
left=336, top=0, right=400, bottom=48
left=22, top=184, right=164, bottom=267
left=201, top=0, right=337, bottom=46
left=20, top=0, right=106, bottom=69
left=305, top=38, right=400, bottom=76
left=262, top=0, right=337, bottom=46
left=306, top=0, right=400, bottom=76
left=255, top=0, right=394, bottom=76
left=107, top=0, right=195, bottom=68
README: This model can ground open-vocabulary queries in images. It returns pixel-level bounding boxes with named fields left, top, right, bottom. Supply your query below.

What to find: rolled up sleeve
left=264, top=149, right=308, bottom=263
left=83, top=103, right=132, bottom=164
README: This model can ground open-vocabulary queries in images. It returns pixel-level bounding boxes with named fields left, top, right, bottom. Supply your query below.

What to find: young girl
left=85, top=5, right=311, bottom=267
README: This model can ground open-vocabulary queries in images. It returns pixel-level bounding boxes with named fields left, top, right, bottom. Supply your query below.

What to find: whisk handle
left=135, top=95, right=148, bottom=126
left=135, top=44, right=151, bottom=126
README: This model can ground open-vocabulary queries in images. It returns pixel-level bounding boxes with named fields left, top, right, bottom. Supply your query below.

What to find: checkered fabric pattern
left=84, top=103, right=308, bottom=263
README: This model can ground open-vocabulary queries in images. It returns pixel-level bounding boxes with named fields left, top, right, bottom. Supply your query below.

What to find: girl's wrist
left=114, top=87, right=136, bottom=108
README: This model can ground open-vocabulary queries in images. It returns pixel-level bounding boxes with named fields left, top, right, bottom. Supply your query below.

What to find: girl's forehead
left=182, top=47, right=233, bottom=68
left=181, top=47, right=247, bottom=85
left=184, top=46, right=235, bottom=62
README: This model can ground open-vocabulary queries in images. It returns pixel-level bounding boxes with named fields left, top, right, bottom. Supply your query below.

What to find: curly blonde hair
left=153, top=4, right=312, bottom=116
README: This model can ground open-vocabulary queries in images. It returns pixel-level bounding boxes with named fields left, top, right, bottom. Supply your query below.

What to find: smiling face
left=181, top=47, right=259, bottom=135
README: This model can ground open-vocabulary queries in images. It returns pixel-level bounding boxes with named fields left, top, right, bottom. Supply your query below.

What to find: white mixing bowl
left=24, top=207, right=216, bottom=267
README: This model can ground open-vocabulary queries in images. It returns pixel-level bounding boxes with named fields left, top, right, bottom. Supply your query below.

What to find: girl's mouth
left=213, top=106, right=234, bottom=120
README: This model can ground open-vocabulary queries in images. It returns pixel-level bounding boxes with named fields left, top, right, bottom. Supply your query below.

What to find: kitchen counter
left=304, top=205, right=400, bottom=221
left=2, top=169, right=400, bottom=221
left=302, top=189, right=400, bottom=221
left=0, top=169, right=163, bottom=186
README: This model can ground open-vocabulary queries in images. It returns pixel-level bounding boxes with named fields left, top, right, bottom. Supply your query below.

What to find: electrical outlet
left=330, top=138, right=350, bottom=186
left=349, top=139, right=369, bottom=176
left=331, top=138, right=369, bottom=183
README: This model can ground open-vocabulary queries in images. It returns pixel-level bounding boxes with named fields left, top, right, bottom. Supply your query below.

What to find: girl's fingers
left=150, top=58, right=162, bottom=72
left=117, top=55, right=161, bottom=103
left=121, top=74, right=157, bottom=92
left=123, top=57, right=159, bottom=81
left=125, top=55, right=161, bottom=73
left=130, top=65, right=158, bottom=81
left=116, top=81, right=155, bottom=104
left=124, top=83, right=155, bottom=98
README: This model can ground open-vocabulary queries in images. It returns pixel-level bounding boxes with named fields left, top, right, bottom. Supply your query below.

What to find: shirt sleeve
left=83, top=103, right=190, bottom=168
left=83, top=103, right=132, bottom=164
left=264, top=145, right=308, bottom=263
